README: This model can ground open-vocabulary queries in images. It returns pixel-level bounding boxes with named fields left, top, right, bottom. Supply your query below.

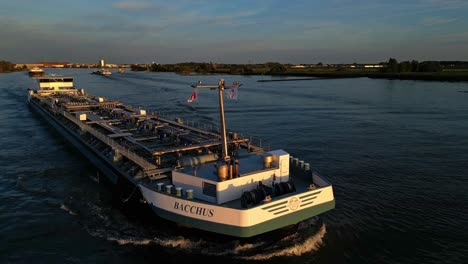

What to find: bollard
left=165, top=185, right=173, bottom=194
left=186, top=189, right=194, bottom=200
left=157, top=182, right=164, bottom=191
left=176, top=187, right=182, bottom=197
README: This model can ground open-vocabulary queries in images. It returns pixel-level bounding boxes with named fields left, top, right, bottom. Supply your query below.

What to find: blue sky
left=1, top=0, right=467, bottom=64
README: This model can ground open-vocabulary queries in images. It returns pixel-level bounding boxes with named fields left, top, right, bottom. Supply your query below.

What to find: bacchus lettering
left=174, top=202, right=214, bottom=217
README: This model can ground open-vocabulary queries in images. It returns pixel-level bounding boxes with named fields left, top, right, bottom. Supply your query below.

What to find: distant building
left=39, top=62, right=70, bottom=67
left=364, top=64, right=384, bottom=68
left=290, top=65, right=306, bottom=68
left=16, top=63, right=43, bottom=69
left=100, top=59, right=105, bottom=67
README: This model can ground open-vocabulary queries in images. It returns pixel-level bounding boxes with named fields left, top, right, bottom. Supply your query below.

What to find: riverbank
left=146, top=63, right=468, bottom=82
left=265, top=71, right=468, bottom=82
left=199, top=70, right=468, bottom=82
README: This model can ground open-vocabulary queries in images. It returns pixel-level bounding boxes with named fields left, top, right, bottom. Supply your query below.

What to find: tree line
left=131, top=62, right=291, bottom=75
left=0, top=60, right=21, bottom=73
left=131, top=59, right=465, bottom=75
left=381, top=58, right=443, bottom=73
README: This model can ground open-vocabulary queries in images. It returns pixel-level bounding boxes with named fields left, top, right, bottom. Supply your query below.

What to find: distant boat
left=92, top=68, right=112, bottom=76
left=118, top=68, right=125, bottom=74
left=28, top=67, right=45, bottom=77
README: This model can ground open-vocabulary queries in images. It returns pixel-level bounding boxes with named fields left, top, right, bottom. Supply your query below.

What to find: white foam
left=111, top=237, right=153, bottom=246
left=242, top=224, right=327, bottom=260
left=153, top=236, right=204, bottom=248
left=60, top=203, right=77, bottom=215
left=83, top=207, right=327, bottom=260
left=89, top=174, right=100, bottom=183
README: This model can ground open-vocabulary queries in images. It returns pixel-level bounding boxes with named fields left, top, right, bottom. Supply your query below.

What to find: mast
left=191, top=79, right=240, bottom=162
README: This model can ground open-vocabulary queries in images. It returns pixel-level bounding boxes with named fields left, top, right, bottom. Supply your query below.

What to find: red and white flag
left=227, top=86, right=238, bottom=100
left=187, top=90, right=197, bottom=103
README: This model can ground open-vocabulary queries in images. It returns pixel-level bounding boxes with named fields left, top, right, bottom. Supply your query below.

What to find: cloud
left=421, top=16, right=457, bottom=26
left=432, top=31, right=468, bottom=44
left=198, top=10, right=259, bottom=26
left=422, top=0, right=468, bottom=10
left=112, top=1, right=159, bottom=12
left=157, top=9, right=260, bottom=28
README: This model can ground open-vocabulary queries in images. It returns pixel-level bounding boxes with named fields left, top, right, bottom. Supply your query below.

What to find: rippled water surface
left=1, top=69, right=467, bottom=263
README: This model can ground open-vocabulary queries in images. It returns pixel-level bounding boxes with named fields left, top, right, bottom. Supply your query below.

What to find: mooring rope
left=122, top=186, right=138, bottom=204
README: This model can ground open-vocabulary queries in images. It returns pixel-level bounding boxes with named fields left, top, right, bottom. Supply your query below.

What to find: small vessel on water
left=92, top=68, right=112, bottom=76
left=27, top=76, right=335, bottom=238
left=28, top=67, right=45, bottom=77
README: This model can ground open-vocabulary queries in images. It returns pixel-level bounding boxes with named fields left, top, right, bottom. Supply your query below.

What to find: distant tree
left=268, top=64, right=286, bottom=74
left=210, top=62, right=217, bottom=71
left=388, top=58, right=398, bottom=72
left=242, top=66, right=254, bottom=75
left=0, top=60, right=16, bottom=73
left=265, top=62, right=282, bottom=68
left=197, top=63, right=209, bottom=73
left=438, top=61, right=468, bottom=69
left=151, top=63, right=169, bottom=72
left=317, top=62, right=323, bottom=66
left=380, top=58, right=398, bottom=73
left=399, top=61, right=412, bottom=72
left=418, top=62, right=442, bottom=72
left=229, top=67, right=241, bottom=74
left=411, top=60, right=419, bottom=72
left=178, top=65, right=192, bottom=74
left=130, top=64, right=142, bottom=71
left=165, top=64, right=177, bottom=72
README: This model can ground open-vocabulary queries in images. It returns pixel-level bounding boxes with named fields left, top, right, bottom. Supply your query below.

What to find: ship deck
left=30, top=88, right=266, bottom=181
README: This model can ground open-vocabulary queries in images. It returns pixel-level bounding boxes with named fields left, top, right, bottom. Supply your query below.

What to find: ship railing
left=312, top=171, right=333, bottom=187
left=146, top=111, right=270, bottom=151
left=98, top=105, right=271, bottom=152
left=62, top=111, right=157, bottom=171
left=153, top=111, right=222, bottom=135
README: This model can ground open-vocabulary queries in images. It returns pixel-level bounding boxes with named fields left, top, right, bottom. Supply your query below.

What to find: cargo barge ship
left=27, top=75, right=335, bottom=238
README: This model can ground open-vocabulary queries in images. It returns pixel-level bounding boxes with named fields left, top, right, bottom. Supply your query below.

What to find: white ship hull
left=139, top=177, right=334, bottom=237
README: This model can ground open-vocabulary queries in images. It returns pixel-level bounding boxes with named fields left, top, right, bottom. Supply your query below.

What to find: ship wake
left=60, top=174, right=327, bottom=260
left=73, top=196, right=327, bottom=260
left=98, top=222, right=325, bottom=260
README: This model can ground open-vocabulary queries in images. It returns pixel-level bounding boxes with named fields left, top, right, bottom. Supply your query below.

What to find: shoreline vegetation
left=131, top=58, right=468, bottom=82
left=3, top=58, right=468, bottom=82
left=0, top=60, right=25, bottom=73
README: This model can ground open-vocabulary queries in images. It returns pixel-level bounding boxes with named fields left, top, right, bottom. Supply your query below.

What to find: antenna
left=191, top=79, right=242, bottom=161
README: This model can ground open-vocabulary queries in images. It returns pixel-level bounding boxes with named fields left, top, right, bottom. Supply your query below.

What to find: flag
left=187, top=90, right=197, bottom=103
left=227, top=86, right=238, bottom=100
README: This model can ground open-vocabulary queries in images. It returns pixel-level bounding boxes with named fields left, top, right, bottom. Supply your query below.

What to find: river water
left=1, top=69, right=467, bottom=263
